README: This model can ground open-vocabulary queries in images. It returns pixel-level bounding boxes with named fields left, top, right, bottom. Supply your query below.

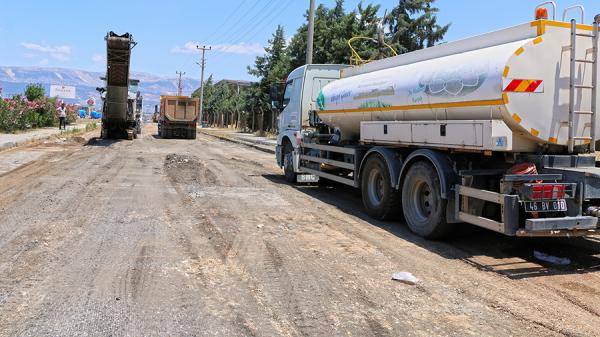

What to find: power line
left=204, top=0, right=251, bottom=40
left=209, top=0, right=279, bottom=46
left=175, top=0, right=270, bottom=72
left=176, top=0, right=293, bottom=81
left=213, top=0, right=295, bottom=66
left=226, top=0, right=294, bottom=47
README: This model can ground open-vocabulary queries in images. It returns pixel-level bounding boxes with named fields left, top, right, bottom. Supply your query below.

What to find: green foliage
left=247, top=25, right=291, bottom=131
left=288, top=1, right=382, bottom=68
left=25, top=83, right=45, bottom=101
left=193, top=75, right=250, bottom=128
left=85, top=121, right=98, bottom=132
left=384, top=0, right=450, bottom=53
left=288, top=0, right=448, bottom=67
left=0, top=93, right=58, bottom=133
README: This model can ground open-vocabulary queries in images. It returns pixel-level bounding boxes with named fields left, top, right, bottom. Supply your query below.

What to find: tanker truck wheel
left=283, top=142, right=297, bottom=183
left=361, top=154, right=401, bottom=220
left=401, top=161, right=451, bottom=239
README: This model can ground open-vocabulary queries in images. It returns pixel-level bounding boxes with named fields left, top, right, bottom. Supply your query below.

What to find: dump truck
left=157, top=96, right=199, bottom=139
left=276, top=2, right=600, bottom=239
left=99, top=31, right=138, bottom=140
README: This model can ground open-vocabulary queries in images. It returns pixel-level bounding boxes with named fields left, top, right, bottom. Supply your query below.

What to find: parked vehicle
left=157, top=96, right=199, bottom=139
left=276, top=3, right=600, bottom=238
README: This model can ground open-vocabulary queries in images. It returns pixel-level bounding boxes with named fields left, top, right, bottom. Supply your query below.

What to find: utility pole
left=176, top=71, right=185, bottom=96
left=196, top=45, right=211, bottom=125
left=306, top=0, right=316, bottom=64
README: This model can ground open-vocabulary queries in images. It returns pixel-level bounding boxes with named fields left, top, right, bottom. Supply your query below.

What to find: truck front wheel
left=401, top=161, right=451, bottom=239
left=361, top=154, right=401, bottom=220
left=283, top=142, right=297, bottom=183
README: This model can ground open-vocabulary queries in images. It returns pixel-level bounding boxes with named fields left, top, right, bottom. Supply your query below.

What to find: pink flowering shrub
left=0, top=94, right=59, bottom=132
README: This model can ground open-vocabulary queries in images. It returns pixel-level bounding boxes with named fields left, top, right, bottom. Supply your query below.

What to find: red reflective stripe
left=504, top=80, right=522, bottom=92
left=543, top=185, right=553, bottom=199
left=525, top=80, right=543, bottom=92
left=530, top=184, right=566, bottom=200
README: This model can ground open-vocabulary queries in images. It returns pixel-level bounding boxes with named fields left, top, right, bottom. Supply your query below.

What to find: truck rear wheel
left=283, top=142, right=297, bottom=183
left=361, top=154, right=402, bottom=220
left=401, top=161, right=451, bottom=239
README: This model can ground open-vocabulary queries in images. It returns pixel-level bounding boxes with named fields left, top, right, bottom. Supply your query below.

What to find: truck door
left=280, top=77, right=302, bottom=132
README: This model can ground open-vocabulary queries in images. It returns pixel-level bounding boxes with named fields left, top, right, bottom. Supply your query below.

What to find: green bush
left=85, top=121, right=97, bottom=132
left=25, top=83, right=45, bottom=101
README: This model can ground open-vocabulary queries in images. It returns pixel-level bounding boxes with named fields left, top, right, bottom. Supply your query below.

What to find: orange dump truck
left=158, top=96, right=199, bottom=139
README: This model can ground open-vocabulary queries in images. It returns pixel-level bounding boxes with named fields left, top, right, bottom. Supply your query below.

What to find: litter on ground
left=533, top=250, right=571, bottom=266
left=392, top=272, right=419, bottom=285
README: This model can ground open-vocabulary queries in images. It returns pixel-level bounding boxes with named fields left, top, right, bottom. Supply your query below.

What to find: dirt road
left=1, top=124, right=600, bottom=336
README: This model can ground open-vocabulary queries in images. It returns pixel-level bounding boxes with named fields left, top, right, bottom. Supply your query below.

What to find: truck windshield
left=282, top=79, right=294, bottom=108
left=129, top=83, right=139, bottom=93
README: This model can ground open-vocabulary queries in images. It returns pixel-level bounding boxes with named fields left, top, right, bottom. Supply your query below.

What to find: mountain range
left=0, top=66, right=201, bottom=111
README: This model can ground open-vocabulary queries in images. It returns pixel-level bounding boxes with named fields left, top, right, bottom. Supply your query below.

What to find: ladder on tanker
left=567, top=12, right=600, bottom=153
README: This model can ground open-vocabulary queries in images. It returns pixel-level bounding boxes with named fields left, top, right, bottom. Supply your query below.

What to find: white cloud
left=92, top=53, right=105, bottom=63
left=171, top=41, right=264, bottom=55
left=39, top=59, right=49, bottom=66
left=20, top=42, right=72, bottom=61
left=4, top=68, right=16, bottom=80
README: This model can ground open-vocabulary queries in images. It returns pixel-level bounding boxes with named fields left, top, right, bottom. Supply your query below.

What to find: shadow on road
left=262, top=173, right=600, bottom=280
left=84, top=137, right=122, bottom=147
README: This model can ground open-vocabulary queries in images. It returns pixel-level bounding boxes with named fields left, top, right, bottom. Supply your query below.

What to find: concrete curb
left=198, top=129, right=276, bottom=154
left=0, top=133, right=61, bottom=153
left=0, top=124, right=95, bottom=153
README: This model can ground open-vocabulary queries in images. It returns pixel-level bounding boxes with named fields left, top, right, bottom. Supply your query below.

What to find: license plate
left=297, top=174, right=319, bottom=183
left=524, top=199, right=567, bottom=212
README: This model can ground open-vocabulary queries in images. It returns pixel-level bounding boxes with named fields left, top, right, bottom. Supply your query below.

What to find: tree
left=288, top=0, right=448, bottom=67
left=384, top=0, right=449, bottom=54
left=25, top=83, right=45, bottom=101
left=248, top=25, right=291, bottom=132
left=288, top=1, right=381, bottom=68
left=192, top=75, right=216, bottom=124
left=244, top=83, right=269, bottom=133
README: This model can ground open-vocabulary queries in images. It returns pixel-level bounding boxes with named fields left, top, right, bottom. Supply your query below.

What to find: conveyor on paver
left=100, top=32, right=138, bottom=139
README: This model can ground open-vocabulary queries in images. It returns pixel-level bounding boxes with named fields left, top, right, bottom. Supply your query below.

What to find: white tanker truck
left=276, top=2, right=600, bottom=238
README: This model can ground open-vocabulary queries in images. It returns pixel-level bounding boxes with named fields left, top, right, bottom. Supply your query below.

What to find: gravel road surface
left=1, top=125, right=600, bottom=336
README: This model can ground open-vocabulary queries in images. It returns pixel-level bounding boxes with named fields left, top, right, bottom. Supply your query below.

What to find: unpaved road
left=1, top=124, right=600, bottom=336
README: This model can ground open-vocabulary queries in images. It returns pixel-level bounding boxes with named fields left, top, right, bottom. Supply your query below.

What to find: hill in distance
left=0, top=66, right=201, bottom=111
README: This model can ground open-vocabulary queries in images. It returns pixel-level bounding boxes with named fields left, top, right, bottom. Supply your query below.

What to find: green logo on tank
left=317, top=90, right=325, bottom=110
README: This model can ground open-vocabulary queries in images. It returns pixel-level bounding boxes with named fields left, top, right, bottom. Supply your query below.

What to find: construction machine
left=98, top=31, right=138, bottom=140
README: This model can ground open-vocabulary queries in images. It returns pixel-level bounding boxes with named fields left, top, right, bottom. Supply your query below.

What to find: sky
left=1, top=0, right=600, bottom=81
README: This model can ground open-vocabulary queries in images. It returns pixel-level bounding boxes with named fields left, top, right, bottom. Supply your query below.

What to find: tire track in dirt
left=0, top=145, right=128, bottom=335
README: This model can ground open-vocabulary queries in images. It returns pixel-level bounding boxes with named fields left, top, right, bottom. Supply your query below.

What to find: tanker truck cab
left=276, top=2, right=600, bottom=240
left=276, top=64, right=347, bottom=182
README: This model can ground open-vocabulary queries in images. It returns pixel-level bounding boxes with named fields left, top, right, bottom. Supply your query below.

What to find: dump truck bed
left=158, top=96, right=199, bottom=139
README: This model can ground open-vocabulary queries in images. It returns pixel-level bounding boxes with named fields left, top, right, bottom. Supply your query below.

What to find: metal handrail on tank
left=563, top=5, right=585, bottom=24
left=535, top=1, right=556, bottom=20
left=347, top=37, right=398, bottom=66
